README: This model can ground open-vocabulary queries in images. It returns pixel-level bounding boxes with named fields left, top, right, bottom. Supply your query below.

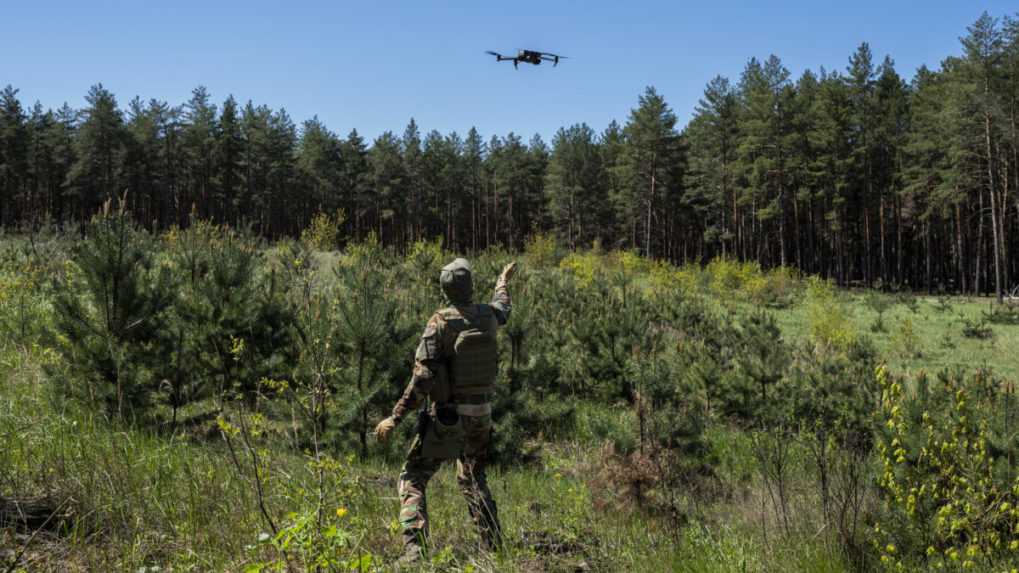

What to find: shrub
left=0, top=240, right=54, bottom=349
left=615, top=249, right=649, bottom=275
left=523, top=232, right=560, bottom=268
left=331, top=234, right=413, bottom=457
left=891, top=317, right=922, bottom=359
left=805, top=277, right=856, bottom=350
left=565, top=271, right=654, bottom=402
left=590, top=340, right=718, bottom=524
left=958, top=314, right=994, bottom=340
left=743, top=266, right=802, bottom=309
left=300, top=209, right=347, bottom=251
left=558, top=250, right=602, bottom=288
left=47, top=208, right=173, bottom=421
left=245, top=455, right=375, bottom=572
left=984, top=303, right=1019, bottom=325
left=170, top=223, right=298, bottom=411
left=865, top=291, right=894, bottom=333
left=784, top=339, right=879, bottom=563
left=874, top=367, right=1019, bottom=570
left=646, top=259, right=683, bottom=295
left=706, top=257, right=760, bottom=294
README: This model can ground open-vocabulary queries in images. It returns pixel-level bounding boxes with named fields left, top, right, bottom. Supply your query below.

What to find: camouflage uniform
left=390, top=258, right=511, bottom=554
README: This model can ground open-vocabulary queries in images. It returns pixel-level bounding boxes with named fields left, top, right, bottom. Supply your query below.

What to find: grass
left=4, top=237, right=1019, bottom=572
left=770, top=293, right=1017, bottom=380
left=1, top=341, right=849, bottom=572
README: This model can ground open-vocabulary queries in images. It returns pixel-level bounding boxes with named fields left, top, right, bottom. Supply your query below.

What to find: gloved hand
left=374, top=416, right=398, bottom=443
left=499, top=261, right=518, bottom=284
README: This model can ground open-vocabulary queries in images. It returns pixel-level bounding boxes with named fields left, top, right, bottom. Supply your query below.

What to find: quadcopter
left=485, top=49, right=567, bottom=69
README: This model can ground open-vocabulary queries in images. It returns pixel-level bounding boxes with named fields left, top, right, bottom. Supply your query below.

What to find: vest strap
left=456, top=403, right=492, bottom=417
left=453, top=386, right=492, bottom=395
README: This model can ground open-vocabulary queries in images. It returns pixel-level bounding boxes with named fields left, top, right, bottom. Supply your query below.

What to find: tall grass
left=4, top=234, right=1019, bottom=571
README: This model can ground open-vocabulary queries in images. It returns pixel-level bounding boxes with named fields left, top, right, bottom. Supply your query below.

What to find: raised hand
left=499, top=261, right=518, bottom=284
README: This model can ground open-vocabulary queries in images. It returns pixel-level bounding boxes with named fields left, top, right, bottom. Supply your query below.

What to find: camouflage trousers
left=397, top=413, right=502, bottom=552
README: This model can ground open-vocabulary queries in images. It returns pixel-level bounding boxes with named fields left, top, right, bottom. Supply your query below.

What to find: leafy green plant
left=958, top=314, right=994, bottom=340
left=0, top=235, right=62, bottom=350
left=245, top=456, right=374, bottom=572
left=566, top=271, right=654, bottom=402
left=47, top=206, right=173, bottom=421
left=743, top=266, right=802, bottom=309
left=874, top=367, right=1019, bottom=570
left=933, top=295, right=955, bottom=314
left=300, top=209, right=347, bottom=251
left=523, top=232, right=560, bottom=268
left=983, top=302, right=1019, bottom=325
left=332, top=234, right=411, bottom=457
left=890, top=317, right=922, bottom=359
left=864, top=291, right=894, bottom=333
left=170, top=223, right=298, bottom=410
left=805, top=277, right=856, bottom=350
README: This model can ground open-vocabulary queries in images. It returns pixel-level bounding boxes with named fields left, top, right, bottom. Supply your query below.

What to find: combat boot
left=395, top=540, right=424, bottom=568
left=480, top=531, right=503, bottom=554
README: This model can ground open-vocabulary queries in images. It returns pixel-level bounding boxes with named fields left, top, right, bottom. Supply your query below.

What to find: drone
left=485, top=49, right=567, bottom=69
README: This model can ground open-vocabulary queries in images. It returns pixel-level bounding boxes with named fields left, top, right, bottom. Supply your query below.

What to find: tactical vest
left=437, top=304, right=499, bottom=399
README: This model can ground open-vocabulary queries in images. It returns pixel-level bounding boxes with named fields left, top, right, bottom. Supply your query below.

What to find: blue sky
left=3, top=1, right=1016, bottom=143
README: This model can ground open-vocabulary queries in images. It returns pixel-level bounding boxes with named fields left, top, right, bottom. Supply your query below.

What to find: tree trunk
left=986, top=78, right=1004, bottom=301
left=957, top=202, right=967, bottom=293
left=646, top=151, right=656, bottom=257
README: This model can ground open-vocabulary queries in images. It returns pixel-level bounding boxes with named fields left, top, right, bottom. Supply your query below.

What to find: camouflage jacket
left=390, top=277, right=511, bottom=422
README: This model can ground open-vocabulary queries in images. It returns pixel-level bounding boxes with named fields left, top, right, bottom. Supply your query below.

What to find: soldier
left=375, top=258, right=517, bottom=564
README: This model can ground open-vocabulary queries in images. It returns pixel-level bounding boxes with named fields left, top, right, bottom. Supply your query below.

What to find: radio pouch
left=420, top=403, right=465, bottom=460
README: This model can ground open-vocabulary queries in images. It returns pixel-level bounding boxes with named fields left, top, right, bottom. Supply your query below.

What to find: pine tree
left=736, top=56, right=793, bottom=267
left=45, top=104, right=79, bottom=225
left=240, top=101, right=271, bottom=231
left=872, top=57, right=910, bottom=287
left=25, top=103, right=56, bottom=226
left=545, top=123, right=606, bottom=249
left=0, top=85, right=28, bottom=228
left=601, top=120, right=627, bottom=247
left=684, top=76, right=740, bottom=257
left=265, top=108, right=297, bottom=235
left=176, top=224, right=297, bottom=409
left=787, top=70, right=822, bottom=272
left=808, top=70, right=854, bottom=283
left=490, top=133, right=529, bottom=250
left=621, top=86, right=680, bottom=257
left=846, top=43, right=878, bottom=283
left=66, top=84, right=128, bottom=226
left=340, top=129, right=370, bottom=240
left=368, top=131, right=405, bottom=245
left=49, top=205, right=172, bottom=421
left=217, top=96, right=244, bottom=225
left=524, top=134, right=550, bottom=244
left=123, top=97, right=164, bottom=227
left=401, top=119, right=424, bottom=242
left=332, top=237, right=408, bottom=457
left=462, top=126, right=485, bottom=250
left=961, top=12, right=1007, bottom=300
left=421, top=130, right=452, bottom=243
left=181, top=87, right=218, bottom=223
